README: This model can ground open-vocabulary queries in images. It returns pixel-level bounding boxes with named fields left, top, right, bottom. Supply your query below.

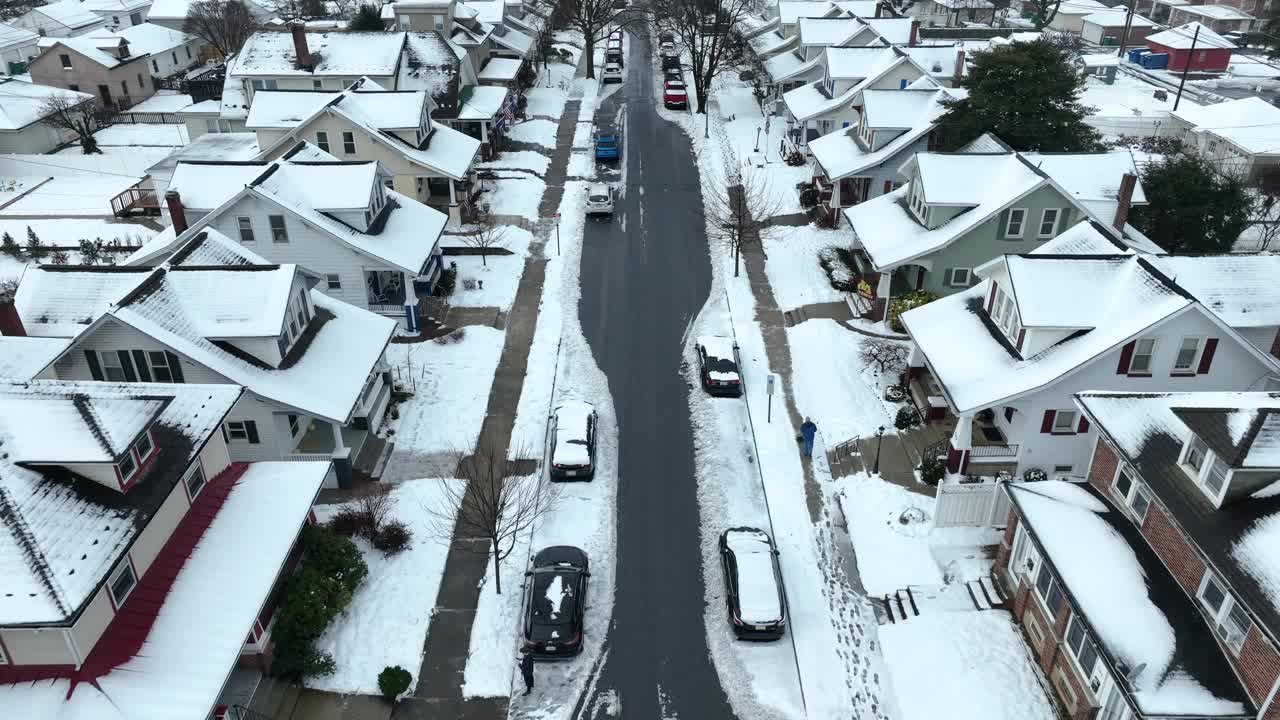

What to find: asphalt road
left=576, top=32, right=739, bottom=720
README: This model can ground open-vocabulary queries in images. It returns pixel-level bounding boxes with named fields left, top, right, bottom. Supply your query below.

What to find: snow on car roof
left=697, top=335, right=735, bottom=360
left=725, top=528, right=782, bottom=624
left=554, top=401, right=593, bottom=466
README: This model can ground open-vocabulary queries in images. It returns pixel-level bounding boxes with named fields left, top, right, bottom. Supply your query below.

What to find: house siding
left=28, top=44, right=158, bottom=107
left=240, top=74, right=396, bottom=107
left=199, top=426, right=232, bottom=477
left=0, top=118, right=75, bottom=154
left=0, top=628, right=76, bottom=665
left=11, top=10, right=106, bottom=38
left=67, top=586, right=113, bottom=661
left=224, top=392, right=298, bottom=461
left=53, top=317, right=229, bottom=385
left=127, top=463, right=194, bottom=577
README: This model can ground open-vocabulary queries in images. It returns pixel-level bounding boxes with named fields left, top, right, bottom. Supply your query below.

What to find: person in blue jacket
left=800, top=417, right=817, bottom=458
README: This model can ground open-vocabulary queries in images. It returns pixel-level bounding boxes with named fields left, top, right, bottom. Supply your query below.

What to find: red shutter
left=1117, top=341, right=1135, bottom=375
left=883, top=180, right=893, bottom=194
left=1016, top=329, right=1026, bottom=352
left=1078, top=416, right=1090, bottom=433
left=1041, top=410, right=1056, bottom=434
left=986, top=283, right=998, bottom=312
left=1198, top=338, right=1218, bottom=375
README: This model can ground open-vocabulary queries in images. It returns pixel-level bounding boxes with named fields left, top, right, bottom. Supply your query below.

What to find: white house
left=0, top=376, right=328, bottom=719
left=83, top=0, right=154, bottom=30
left=0, top=23, right=40, bottom=75
left=1169, top=97, right=1280, bottom=185
left=10, top=1, right=108, bottom=38
left=14, top=228, right=397, bottom=489
left=1045, top=0, right=1108, bottom=33
left=145, top=0, right=275, bottom=32
left=781, top=46, right=933, bottom=145
left=126, top=144, right=450, bottom=327
left=0, top=77, right=96, bottom=154
left=901, top=250, right=1280, bottom=480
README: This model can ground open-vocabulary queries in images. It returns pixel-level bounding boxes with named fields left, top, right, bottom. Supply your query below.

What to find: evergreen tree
left=50, top=250, right=70, bottom=265
left=1132, top=154, right=1251, bottom=254
left=25, top=226, right=48, bottom=263
left=348, top=4, right=384, bottom=31
left=0, top=231, right=19, bottom=258
left=936, top=39, right=1101, bottom=152
left=78, top=238, right=101, bottom=265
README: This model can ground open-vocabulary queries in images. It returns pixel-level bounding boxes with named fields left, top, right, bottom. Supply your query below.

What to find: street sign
left=766, top=374, right=775, bottom=395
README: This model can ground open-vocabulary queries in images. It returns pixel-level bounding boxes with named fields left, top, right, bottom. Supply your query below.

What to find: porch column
left=448, top=178, right=458, bottom=206
left=402, top=270, right=418, bottom=334
left=874, top=271, right=892, bottom=322
left=905, top=343, right=924, bottom=384
left=330, top=420, right=353, bottom=489
left=948, top=412, right=973, bottom=474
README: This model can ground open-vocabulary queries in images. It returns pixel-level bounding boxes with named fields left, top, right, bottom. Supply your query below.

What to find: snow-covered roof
left=843, top=152, right=1046, bottom=269
left=1008, top=481, right=1251, bottom=717
left=778, top=0, right=839, bottom=25
left=901, top=45, right=965, bottom=81
left=0, top=380, right=241, bottom=625
left=398, top=31, right=459, bottom=105
left=29, top=0, right=104, bottom=29
left=126, top=92, right=193, bottom=113
left=1082, top=9, right=1157, bottom=27
left=83, top=0, right=152, bottom=13
left=1174, top=4, right=1254, bottom=21
left=810, top=88, right=951, bottom=180
left=832, top=0, right=879, bottom=17
left=798, top=16, right=865, bottom=47
left=0, top=23, right=38, bottom=48
left=457, top=84, right=509, bottom=120
left=765, top=51, right=823, bottom=83
left=865, top=17, right=914, bottom=44
left=930, top=0, right=992, bottom=8
left=1021, top=151, right=1148, bottom=224
left=737, top=12, right=779, bottom=38
left=0, top=460, right=326, bottom=717
left=783, top=51, right=910, bottom=121
left=478, top=56, right=522, bottom=81
left=460, top=0, right=505, bottom=23
left=489, top=24, right=533, bottom=56
left=244, top=90, right=340, bottom=128
left=0, top=78, right=94, bottom=131
left=1170, top=97, right=1280, bottom=156
left=824, top=45, right=900, bottom=80
left=234, top=31, right=406, bottom=77
left=1032, top=219, right=1132, bottom=256
left=1152, top=255, right=1280, bottom=328
left=1079, top=52, right=1121, bottom=67
left=1146, top=22, right=1237, bottom=50
left=167, top=162, right=264, bottom=209
left=1053, top=0, right=1106, bottom=15
left=0, top=336, right=70, bottom=380
left=85, top=21, right=195, bottom=59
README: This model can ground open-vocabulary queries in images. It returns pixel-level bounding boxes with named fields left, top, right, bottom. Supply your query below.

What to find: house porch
left=845, top=250, right=927, bottom=322
left=907, top=365, right=1019, bottom=477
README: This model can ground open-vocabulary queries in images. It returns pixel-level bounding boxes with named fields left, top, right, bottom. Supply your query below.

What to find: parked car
left=551, top=400, right=599, bottom=479
left=594, top=124, right=620, bottom=161
left=603, top=62, right=623, bottom=83
left=585, top=183, right=615, bottom=217
left=660, top=42, right=678, bottom=58
left=661, top=54, right=681, bottom=71
left=522, top=546, right=591, bottom=658
left=606, top=48, right=623, bottom=66
left=663, top=81, right=688, bottom=109
left=664, top=67, right=683, bottom=83
left=695, top=335, right=741, bottom=396
left=659, top=30, right=674, bottom=42
left=719, top=528, right=787, bottom=641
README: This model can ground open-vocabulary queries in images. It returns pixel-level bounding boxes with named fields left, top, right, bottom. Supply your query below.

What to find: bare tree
left=427, top=442, right=557, bottom=595
left=1247, top=191, right=1280, bottom=251
left=555, top=0, right=640, bottom=78
left=649, top=0, right=762, bottom=115
left=463, top=215, right=508, bottom=267
left=39, top=95, right=100, bottom=154
left=184, top=0, right=258, bottom=58
left=858, top=338, right=909, bottom=375
left=703, top=148, right=782, bottom=277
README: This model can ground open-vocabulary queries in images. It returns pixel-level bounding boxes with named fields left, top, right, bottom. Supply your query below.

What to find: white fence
left=934, top=479, right=1012, bottom=528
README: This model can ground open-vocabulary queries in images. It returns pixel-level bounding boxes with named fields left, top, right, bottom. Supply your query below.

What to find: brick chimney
left=290, top=21, right=313, bottom=70
left=874, top=1, right=883, bottom=18
left=953, top=49, right=965, bottom=86
left=0, top=282, right=25, bottom=337
left=909, top=19, right=919, bottom=47
left=1113, top=172, right=1137, bottom=232
left=165, top=190, right=188, bottom=235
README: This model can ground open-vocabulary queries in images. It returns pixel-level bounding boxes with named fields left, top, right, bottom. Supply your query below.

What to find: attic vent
left=931, top=61, right=942, bottom=72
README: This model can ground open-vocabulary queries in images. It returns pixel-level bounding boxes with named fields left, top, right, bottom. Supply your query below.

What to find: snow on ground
left=509, top=119, right=558, bottom=149
left=837, top=474, right=943, bottom=595
left=382, top=326, right=505, bottom=476
left=879, top=611, right=1058, bottom=720
left=764, top=222, right=849, bottom=310
left=480, top=151, right=551, bottom=175
left=709, top=75, right=807, bottom=216
left=307, top=478, right=464, bottom=694
left=478, top=177, right=544, bottom=222
left=91, top=123, right=190, bottom=148
left=0, top=218, right=154, bottom=247
left=787, top=320, right=905, bottom=444
left=447, top=225, right=533, bottom=311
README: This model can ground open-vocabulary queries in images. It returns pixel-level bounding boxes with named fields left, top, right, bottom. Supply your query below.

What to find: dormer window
left=908, top=181, right=926, bottom=222
left=858, top=117, right=874, bottom=148
left=116, top=429, right=155, bottom=487
left=989, top=285, right=1021, bottom=343
left=1179, top=433, right=1231, bottom=504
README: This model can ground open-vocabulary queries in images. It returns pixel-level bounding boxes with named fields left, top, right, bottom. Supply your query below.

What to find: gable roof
left=234, top=30, right=406, bottom=77
left=0, top=78, right=94, bottom=131
left=782, top=47, right=917, bottom=122
left=798, top=16, right=867, bottom=46
left=1170, top=97, right=1280, bottom=156
left=809, top=87, right=952, bottom=181
left=87, top=21, right=194, bottom=59
left=1020, top=151, right=1147, bottom=219
left=1082, top=9, right=1157, bottom=27
left=1052, top=0, right=1106, bottom=15
left=0, top=23, right=38, bottom=48
left=1152, top=255, right=1280, bottom=328
left=1146, top=21, right=1237, bottom=50
left=29, top=0, right=105, bottom=29
left=778, top=0, right=840, bottom=25
left=0, top=336, right=71, bottom=380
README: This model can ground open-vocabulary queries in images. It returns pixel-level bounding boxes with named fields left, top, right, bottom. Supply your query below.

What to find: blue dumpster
left=1141, top=52, right=1169, bottom=70
left=1127, top=47, right=1148, bottom=63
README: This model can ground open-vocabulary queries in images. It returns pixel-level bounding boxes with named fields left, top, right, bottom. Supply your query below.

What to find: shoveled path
left=393, top=99, right=583, bottom=720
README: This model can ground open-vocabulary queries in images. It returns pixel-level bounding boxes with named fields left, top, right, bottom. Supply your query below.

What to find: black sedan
left=522, top=546, right=590, bottom=659
left=696, top=335, right=742, bottom=397
left=719, top=528, right=787, bottom=640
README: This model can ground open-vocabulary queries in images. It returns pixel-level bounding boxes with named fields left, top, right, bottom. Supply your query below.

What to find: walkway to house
left=826, top=423, right=944, bottom=497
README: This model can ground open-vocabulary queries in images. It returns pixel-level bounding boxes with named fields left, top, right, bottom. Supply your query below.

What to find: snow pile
left=508, top=119, right=558, bottom=149
left=879, top=612, right=1057, bottom=720
left=307, top=478, right=464, bottom=694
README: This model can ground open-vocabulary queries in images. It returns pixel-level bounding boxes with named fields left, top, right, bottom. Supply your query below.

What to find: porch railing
left=969, top=444, right=1019, bottom=459
left=283, top=452, right=335, bottom=462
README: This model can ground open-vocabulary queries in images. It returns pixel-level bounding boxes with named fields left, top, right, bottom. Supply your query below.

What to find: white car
left=603, top=62, right=623, bottom=83
left=660, top=42, right=678, bottom=58
left=551, top=401, right=598, bottom=481
left=586, top=183, right=614, bottom=215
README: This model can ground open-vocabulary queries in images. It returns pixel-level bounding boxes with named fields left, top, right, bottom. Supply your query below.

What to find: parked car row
left=604, top=27, right=624, bottom=84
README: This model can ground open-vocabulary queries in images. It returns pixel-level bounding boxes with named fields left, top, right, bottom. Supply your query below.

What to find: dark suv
left=522, top=546, right=591, bottom=659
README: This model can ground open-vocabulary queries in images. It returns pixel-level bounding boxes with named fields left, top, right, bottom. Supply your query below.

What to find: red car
left=663, top=80, right=687, bottom=109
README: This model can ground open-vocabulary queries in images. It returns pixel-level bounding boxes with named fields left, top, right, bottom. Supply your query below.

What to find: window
left=121, top=80, right=128, bottom=95
left=1204, top=456, right=1230, bottom=497
left=1185, top=435, right=1208, bottom=473
left=269, top=215, right=288, bottom=243
left=312, top=79, right=323, bottom=89
left=1114, top=466, right=1133, bottom=500
left=108, top=560, right=137, bottom=607
left=315, top=130, right=329, bottom=152
left=326, top=273, right=342, bottom=289
left=1198, top=575, right=1252, bottom=652
left=69, top=84, right=80, bottom=91
left=1113, top=466, right=1152, bottom=522
left=132, top=432, right=154, bottom=462
left=225, top=420, right=259, bottom=443
left=1066, top=615, right=1100, bottom=678
left=147, top=351, right=173, bottom=382
left=364, top=210, right=372, bottom=225
left=342, top=131, right=356, bottom=154
left=1005, top=208, right=1026, bottom=238
left=949, top=268, right=971, bottom=287
left=250, top=79, right=278, bottom=91
left=1054, top=464, right=1073, bottom=474
left=288, top=414, right=301, bottom=436
left=1034, top=563, right=1065, bottom=616
left=909, top=181, right=927, bottom=221
left=112, top=15, right=120, bottom=23
left=184, top=464, right=205, bottom=499
left=171, top=51, right=177, bottom=64
left=1038, top=208, right=1060, bottom=237
left=59, top=54, right=72, bottom=69
left=237, top=216, right=254, bottom=242
left=131, top=11, right=142, bottom=23
left=1053, top=410, right=1077, bottom=434
left=117, top=451, right=137, bottom=482
left=185, top=46, right=191, bottom=59
left=102, top=351, right=127, bottom=382
left=398, top=14, right=411, bottom=29
left=1174, top=337, right=1202, bottom=373
left=1129, top=338, right=1156, bottom=375
left=151, top=58, right=158, bottom=72
left=434, top=15, right=444, bottom=29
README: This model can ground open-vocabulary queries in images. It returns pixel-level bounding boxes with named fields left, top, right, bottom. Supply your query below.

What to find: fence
left=934, top=479, right=1012, bottom=528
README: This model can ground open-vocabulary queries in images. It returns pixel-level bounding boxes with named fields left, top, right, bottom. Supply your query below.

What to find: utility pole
left=1115, top=0, right=1137, bottom=57
left=1173, top=24, right=1200, bottom=112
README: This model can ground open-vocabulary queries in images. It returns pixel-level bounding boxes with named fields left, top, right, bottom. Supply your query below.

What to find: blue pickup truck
left=594, top=125, right=620, bottom=162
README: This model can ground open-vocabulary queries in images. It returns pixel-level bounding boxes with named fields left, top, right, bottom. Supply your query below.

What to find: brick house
left=993, top=390, right=1280, bottom=720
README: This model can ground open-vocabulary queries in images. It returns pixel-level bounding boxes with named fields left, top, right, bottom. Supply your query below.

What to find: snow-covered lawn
left=713, top=76, right=807, bottom=215
left=508, top=119, right=558, bottom=149
left=477, top=177, right=544, bottom=222
left=787, top=320, right=905, bottom=444
left=447, top=225, right=533, bottom=311
left=764, top=223, right=849, bottom=310
left=382, top=326, right=505, bottom=473
left=480, top=151, right=551, bottom=175
left=307, top=478, right=464, bottom=695
left=879, top=611, right=1058, bottom=720
left=0, top=175, right=141, bottom=216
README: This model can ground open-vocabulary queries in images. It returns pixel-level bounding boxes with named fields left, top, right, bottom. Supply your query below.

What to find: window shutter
left=987, top=283, right=998, bottom=312
left=943, top=268, right=954, bottom=286
left=1117, top=341, right=1135, bottom=375
left=1197, top=338, right=1218, bottom=375
left=883, top=180, right=893, bottom=194
left=1040, top=410, right=1056, bottom=434
left=117, top=350, right=137, bottom=382
left=85, top=350, right=104, bottom=381
left=131, top=350, right=151, bottom=382
left=1078, top=416, right=1090, bottom=434
left=245, top=420, right=260, bottom=444
left=1016, top=329, right=1026, bottom=352
left=165, top=351, right=184, bottom=383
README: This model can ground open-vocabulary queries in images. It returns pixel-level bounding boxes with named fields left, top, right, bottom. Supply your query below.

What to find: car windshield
left=532, top=571, right=577, bottom=624
left=705, top=356, right=737, bottom=373
left=590, top=194, right=609, bottom=202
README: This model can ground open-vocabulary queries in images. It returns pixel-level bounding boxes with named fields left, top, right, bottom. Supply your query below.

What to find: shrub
left=434, top=267, right=457, bottom=297
left=818, top=246, right=857, bottom=293
left=798, top=186, right=818, bottom=209
left=327, top=508, right=365, bottom=537
left=1, top=232, right=21, bottom=258
left=738, top=69, right=756, bottom=81
left=784, top=151, right=806, bottom=166
left=1023, top=467, right=1048, bottom=482
left=894, top=406, right=920, bottom=430
left=378, top=665, right=413, bottom=702
left=300, top=525, right=368, bottom=594
left=884, top=384, right=907, bottom=402
left=859, top=337, right=909, bottom=375
left=270, top=528, right=369, bottom=679
left=888, top=290, right=940, bottom=333
left=373, top=520, right=413, bottom=556
left=919, top=456, right=945, bottom=485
